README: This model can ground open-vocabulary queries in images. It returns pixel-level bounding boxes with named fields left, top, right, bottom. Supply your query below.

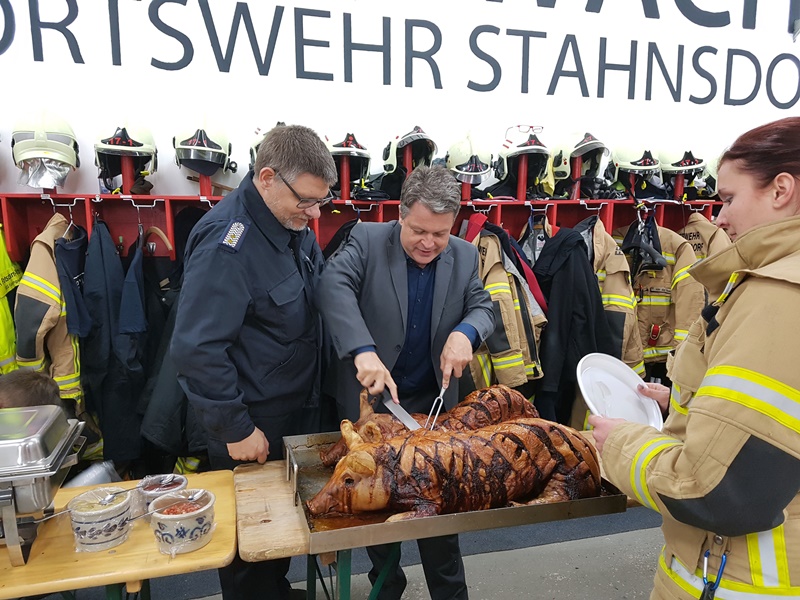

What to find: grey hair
left=253, top=124, right=338, bottom=185
left=399, top=165, right=461, bottom=219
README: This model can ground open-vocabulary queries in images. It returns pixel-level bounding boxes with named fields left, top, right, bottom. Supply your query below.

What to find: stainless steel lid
left=0, top=405, right=73, bottom=479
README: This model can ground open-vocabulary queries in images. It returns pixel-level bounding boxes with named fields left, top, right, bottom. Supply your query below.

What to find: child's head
left=0, top=370, right=62, bottom=409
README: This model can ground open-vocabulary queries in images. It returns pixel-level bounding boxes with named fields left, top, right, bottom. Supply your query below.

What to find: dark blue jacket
left=171, top=173, right=323, bottom=446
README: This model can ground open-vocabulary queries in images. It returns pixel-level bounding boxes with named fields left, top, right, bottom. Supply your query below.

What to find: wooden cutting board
left=234, top=462, right=310, bottom=562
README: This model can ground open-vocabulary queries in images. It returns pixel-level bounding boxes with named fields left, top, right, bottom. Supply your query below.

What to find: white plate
left=576, top=353, right=664, bottom=430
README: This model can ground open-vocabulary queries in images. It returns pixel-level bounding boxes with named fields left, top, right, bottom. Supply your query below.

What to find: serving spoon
left=125, top=489, right=206, bottom=523
left=99, top=474, right=177, bottom=505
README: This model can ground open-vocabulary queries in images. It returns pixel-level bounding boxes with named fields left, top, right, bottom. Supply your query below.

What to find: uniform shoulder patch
left=218, top=220, right=249, bottom=253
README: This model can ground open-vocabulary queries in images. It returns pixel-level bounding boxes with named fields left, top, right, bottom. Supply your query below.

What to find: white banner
left=0, top=0, right=798, bottom=193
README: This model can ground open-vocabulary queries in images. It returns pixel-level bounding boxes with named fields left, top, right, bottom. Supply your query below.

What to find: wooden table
left=0, top=470, right=237, bottom=600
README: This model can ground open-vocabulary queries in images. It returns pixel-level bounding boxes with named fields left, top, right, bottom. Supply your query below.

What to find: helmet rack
left=403, top=144, right=414, bottom=174
left=515, top=154, right=528, bottom=201
left=672, top=173, right=685, bottom=201
left=570, top=156, right=583, bottom=200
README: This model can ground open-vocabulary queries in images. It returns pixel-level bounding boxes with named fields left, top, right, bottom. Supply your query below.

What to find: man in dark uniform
left=171, top=124, right=337, bottom=600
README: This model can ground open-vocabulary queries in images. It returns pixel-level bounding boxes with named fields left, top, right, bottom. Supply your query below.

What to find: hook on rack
left=525, top=201, right=553, bottom=215
left=579, top=200, right=607, bottom=213
left=688, top=203, right=709, bottom=213
left=123, top=197, right=165, bottom=238
left=467, top=201, right=495, bottom=215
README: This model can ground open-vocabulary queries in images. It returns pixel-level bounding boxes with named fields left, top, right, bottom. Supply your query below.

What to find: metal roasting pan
left=285, top=431, right=627, bottom=555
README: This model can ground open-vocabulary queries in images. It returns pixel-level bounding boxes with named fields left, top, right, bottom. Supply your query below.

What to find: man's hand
left=439, top=331, right=473, bottom=390
left=638, top=382, right=670, bottom=413
left=227, top=427, right=269, bottom=464
left=586, top=415, right=626, bottom=453
left=354, top=351, right=399, bottom=403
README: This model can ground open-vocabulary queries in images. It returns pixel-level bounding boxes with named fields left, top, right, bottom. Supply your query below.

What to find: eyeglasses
left=276, top=171, right=335, bottom=209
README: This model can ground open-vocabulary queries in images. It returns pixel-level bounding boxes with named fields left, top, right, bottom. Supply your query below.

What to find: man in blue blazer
left=317, top=165, right=495, bottom=600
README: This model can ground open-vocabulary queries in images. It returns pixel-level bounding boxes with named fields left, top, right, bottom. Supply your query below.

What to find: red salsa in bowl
left=161, top=500, right=203, bottom=515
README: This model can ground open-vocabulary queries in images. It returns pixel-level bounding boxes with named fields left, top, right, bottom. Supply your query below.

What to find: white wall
left=0, top=0, right=798, bottom=194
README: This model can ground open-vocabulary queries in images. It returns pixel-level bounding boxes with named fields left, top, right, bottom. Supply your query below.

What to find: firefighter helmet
left=94, top=125, right=158, bottom=180
left=382, top=125, right=437, bottom=175
left=607, top=147, right=660, bottom=183
left=495, top=125, right=550, bottom=184
left=173, top=127, right=237, bottom=176
left=326, top=133, right=371, bottom=182
left=551, top=132, right=609, bottom=181
left=11, top=112, right=80, bottom=169
left=445, top=134, right=492, bottom=184
left=658, top=149, right=706, bottom=176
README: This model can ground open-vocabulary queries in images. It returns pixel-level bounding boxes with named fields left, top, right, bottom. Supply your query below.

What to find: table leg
left=307, top=554, right=317, bottom=599
left=336, top=549, right=352, bottom=600
left=368, top=543, right=400, bottom=600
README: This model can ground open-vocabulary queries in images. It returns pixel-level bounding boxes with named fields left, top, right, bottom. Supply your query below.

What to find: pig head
left=307, top=420, right=392, bottom=516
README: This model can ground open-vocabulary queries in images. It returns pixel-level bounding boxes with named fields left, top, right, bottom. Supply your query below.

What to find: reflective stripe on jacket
left=14, top=214, right=83, bottom=407
left=603, top=216, right=800, bottom=598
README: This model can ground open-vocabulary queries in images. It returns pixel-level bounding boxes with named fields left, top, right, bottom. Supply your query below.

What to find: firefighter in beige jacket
left=590, top=117, right=800, bottom=599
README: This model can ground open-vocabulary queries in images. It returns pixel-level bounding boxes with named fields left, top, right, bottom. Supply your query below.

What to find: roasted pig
left=307, top=417, right=600, bottom=519
left=320, top=385, right=539, bottom=467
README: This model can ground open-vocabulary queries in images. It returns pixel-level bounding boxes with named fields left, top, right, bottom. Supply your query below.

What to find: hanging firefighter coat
left=678, top=212, right=731, bottom=261
left=615, top=217, right=705, bottom=364
left=602, top=216, right=800, bottom=599
left=468, top=230, right=545, bottom=389
left=14, top=213, right=84, bottom=409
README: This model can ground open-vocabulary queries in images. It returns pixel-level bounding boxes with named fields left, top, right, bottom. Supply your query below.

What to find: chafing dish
left=285, top=432, right=626, bottom=554
left=0, top=405, right=85, bottom=566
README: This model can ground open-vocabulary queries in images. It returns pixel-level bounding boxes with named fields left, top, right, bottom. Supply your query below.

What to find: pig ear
left=341, top=420, right=364, bottom=449
left=360, top=421, right=384, bottom=444
left=359, top=388, right=375, bottom=420
left=348, top=450, right=376, bottom=476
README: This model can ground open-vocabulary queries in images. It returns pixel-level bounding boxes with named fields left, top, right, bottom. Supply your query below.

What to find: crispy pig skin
left=307, top=418, right=600, bottom=519
left=320, top=385, right=539, bottom=467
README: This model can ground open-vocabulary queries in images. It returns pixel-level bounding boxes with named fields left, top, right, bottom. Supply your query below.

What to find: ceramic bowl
left=67, top=486, right=132, bottom=552
left=149, top=488, right=215, bottom=556
left=139, top=473, right=188, bottom=512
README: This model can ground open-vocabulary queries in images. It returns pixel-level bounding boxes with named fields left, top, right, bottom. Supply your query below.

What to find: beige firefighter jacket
left=603, top=216, right=800, bottom=599
left=15, top=213, right=83, bottom=407
left=469, top=232, right=545, bottom=388
left=678, top=212, right=731, bottom=261
left=614, top=223, right=705, bottom=364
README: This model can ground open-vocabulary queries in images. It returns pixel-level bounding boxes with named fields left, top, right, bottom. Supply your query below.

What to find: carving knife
left=382, top=392, right=421, bottom=430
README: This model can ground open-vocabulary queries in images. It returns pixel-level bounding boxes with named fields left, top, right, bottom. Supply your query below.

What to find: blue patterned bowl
left=68, top=486, right=132, bottom=552
left=149, top=488, right=215, bottom=556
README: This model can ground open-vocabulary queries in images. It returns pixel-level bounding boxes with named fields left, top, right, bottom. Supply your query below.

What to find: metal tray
left=285, top=432, right=627, bottom=555
left=0, top=406, right=72, bottom=476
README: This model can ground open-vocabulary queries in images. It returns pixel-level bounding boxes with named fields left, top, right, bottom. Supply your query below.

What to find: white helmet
left=327, top=133, right=371, bottom=182
left=445, top=134, right=492, bottom=184
left=551, top=132, right=609, bottom=181
left=382, top=126, right=437, bottom=175
left=658, top=149, right=706, bottom=176
left=608, top=147, right=660, bottom=183
left=94, top=125, right=158, bottom=182
left=696, top=154, right=720, bottom=198
left=495, top=125, right=550, bottom=184
left=11, top=113, right=80, bottom=168
left=173, top=128, right=237, bottom=176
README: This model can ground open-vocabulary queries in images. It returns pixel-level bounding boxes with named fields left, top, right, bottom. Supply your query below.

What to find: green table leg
left=307, top=554, right=317, bottom=600
left=368, top=543, right=400, bottom=600
left=104, top=584, right=123, bottom=600
left=336, top=549, right=352, bottom=600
